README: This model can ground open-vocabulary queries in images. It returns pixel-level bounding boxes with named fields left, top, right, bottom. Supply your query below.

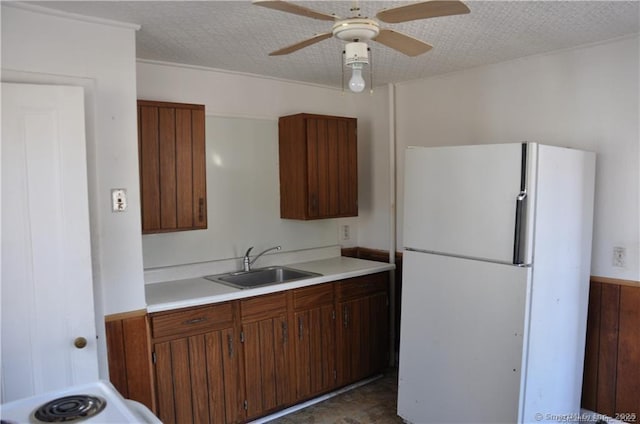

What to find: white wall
left=136, top=61, right=391, bottom=271
left=395, top=35, right=640, bottom=281
left=1, top=4, right=145, bottom=377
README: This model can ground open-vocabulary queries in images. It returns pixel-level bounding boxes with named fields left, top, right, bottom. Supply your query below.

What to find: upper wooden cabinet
left=278, top=113, right=358, bottom=220
left=137, top=100, right=207, bottom=233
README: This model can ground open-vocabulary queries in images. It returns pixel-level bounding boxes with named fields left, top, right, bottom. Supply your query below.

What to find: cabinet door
left=306, top=116, right=357, bottom=219
left=279, top=113, right=357, bottom=220
left=138, top=100, right=207, bottom=233
left=336, top=292, right=389, bottom=386
left=242, top=314, right=291, bottom=419
left=294, top=304, right=336, bottom=400
left=154, top=328, right=243, bottom=424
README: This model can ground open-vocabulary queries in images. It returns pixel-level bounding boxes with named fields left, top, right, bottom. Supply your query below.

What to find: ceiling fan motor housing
left=344, top=42, right=369, bottom=66
left=332, top=18, right=380, bottom=41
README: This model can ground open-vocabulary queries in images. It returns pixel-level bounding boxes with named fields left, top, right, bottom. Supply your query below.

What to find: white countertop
left=145, top=256, right=395, bottom=313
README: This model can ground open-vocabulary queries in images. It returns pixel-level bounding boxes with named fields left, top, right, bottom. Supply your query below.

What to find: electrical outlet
left=340, top=224, right=351, bottom=241
left=111, top=189, right=127, bottom=212
left=612, top=246, right=626, bottom=268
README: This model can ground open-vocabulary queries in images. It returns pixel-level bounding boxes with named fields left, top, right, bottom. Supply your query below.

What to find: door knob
left=74, top=337, right=87, bottom=349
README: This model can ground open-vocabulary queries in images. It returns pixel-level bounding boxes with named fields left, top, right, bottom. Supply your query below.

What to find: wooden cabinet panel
left=206, top=328, right=244, bottom=424
left=153, top=328, right=243, bottom=424
left=138, top=100, right=207, bottom=233
left=279, top=113, right=357, bottom=220
left=293, top=283, right=334, bottom=310
left=367, top=292, right=390, bottom=373
left=616, top=286, right=640, bottom=417
left=294, top=304, right=336, bottom=400
left=240, top=292, right=287, bottom=321
left=150, top=302, right=233, bottom=340
left=242, top=315, right=291, bottom=419
left=105, top=312, right=155, bottom=411
left=597, top=284, right=621, bottom=416
left=145, top=272, right=391, bottom=424
left=336, top=274, right=389, bottom=387
left=158, top=107, right=177, bottom=228
left=175, top=108, right=194, bottom=228
left=150, top=302, right=242, bottom=424
left=292, top=283, right=336, bottom=401
left=138, top=105, right=161, bottom=230
left=337, top=273, right=387, bottom=301
left=581, top=279, right=640, bottom=423
left=191, top=108, right=207, bottom=227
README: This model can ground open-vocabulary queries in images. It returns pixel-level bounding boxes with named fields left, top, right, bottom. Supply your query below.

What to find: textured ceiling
left=28, top=1, right=640, bottom=89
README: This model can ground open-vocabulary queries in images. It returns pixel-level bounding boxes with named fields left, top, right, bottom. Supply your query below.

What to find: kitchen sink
left=205, top=266, right=321, bottom=290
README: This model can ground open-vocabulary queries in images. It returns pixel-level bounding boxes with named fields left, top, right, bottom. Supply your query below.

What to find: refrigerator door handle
left=513, top=191, right=528, bottom=265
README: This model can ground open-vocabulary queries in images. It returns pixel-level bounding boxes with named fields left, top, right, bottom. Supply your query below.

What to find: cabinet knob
left=74, top=337, right=88, bottom=349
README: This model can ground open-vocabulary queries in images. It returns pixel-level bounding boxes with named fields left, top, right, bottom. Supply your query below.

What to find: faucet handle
left=244, top=246, right=254, bottom=257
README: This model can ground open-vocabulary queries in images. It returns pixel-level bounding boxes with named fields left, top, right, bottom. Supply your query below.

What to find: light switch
left=111, top=189, right=127, bottom=212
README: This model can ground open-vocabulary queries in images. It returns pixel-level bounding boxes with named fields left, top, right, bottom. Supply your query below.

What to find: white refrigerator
left=397, top=143, right=596, bottom=424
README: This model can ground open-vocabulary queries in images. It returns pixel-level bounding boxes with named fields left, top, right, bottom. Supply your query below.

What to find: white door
left=403, top=143, right=533, bottom=264
left=397, top=250, right=530, bottom=423
left=1, top=82, right=98, bottom=402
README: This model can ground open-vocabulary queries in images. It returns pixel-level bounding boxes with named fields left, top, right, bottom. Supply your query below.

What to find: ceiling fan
left=253, top=0, right=470, bottom=92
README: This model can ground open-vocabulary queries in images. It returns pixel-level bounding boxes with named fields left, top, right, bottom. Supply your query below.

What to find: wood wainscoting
left=105, top=310, right=155, bottom=412
left=582, top=277, right=640, bottom=421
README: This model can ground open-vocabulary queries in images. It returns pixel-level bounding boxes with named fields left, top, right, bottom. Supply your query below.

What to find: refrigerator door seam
left=405, top=247, right=532, bottom=267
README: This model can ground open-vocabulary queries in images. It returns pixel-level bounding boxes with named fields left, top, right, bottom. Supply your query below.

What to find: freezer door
left=403, top=143, right=533, bottom=265
left=397, top=251, right=530, bottom=423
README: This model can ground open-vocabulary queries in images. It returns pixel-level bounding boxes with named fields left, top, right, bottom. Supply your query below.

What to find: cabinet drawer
left=150, top=302, right=233, bottom=339
left=240, top=292, right=287, bottom=322
left=337, top=273, right=388, bottom=301
left=293, top=283, right=334, bottom=311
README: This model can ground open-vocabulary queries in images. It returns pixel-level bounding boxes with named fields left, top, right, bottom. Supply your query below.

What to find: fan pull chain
left=341, top=49, right=346, bottom=95
left=368, top=47, right=374, bottom=94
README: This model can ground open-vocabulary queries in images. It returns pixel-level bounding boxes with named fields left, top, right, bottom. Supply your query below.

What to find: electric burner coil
left=32, top=395, right=106, bottom=422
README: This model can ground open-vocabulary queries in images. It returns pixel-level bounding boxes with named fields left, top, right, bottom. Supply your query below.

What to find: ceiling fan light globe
left=349, top=66, right=366, bottom=93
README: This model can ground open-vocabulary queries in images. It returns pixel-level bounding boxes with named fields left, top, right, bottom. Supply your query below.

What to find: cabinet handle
left=298, top=317, right=304, bottom=340
left=198, top=198, right=205, bottom=222
left=227, top=334, right=234, bottom=357
left=282, top=321, right=288, bottom=344
left=184, top=317, right=207, bottom=325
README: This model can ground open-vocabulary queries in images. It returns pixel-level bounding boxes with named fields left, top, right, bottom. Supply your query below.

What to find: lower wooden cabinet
left=150, top=302, right=243, bottom=424
left=336, top=274, right=390, bottom=386
left=154, top=328, right=244, bottom=424
left=240, top=293, right=292, bottom=419
left=292, top=283, right=337, bottom=401
left=147, top=272, right=389, bottom=424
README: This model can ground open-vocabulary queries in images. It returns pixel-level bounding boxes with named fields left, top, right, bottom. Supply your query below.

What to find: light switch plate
left=111, top=189, right=127, bottom=212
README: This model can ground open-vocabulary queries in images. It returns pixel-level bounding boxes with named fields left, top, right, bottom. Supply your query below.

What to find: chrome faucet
left=242, top=245, right=281, bottom=272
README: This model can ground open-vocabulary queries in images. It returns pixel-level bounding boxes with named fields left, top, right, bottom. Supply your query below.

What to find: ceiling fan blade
left=253, top=0, right=338, bottom=21
left=376, top=0, right=470, bottom=23
left=374, top=29, right=433, bottom=56
left=269, top=32, right=333, bottom=56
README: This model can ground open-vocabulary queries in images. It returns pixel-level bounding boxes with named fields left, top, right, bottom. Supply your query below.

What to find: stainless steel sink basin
left=205, top=266, right=321, bottom=290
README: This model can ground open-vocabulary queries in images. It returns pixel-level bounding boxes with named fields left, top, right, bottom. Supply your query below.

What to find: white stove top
left=1, top=380, right=160, bottom=423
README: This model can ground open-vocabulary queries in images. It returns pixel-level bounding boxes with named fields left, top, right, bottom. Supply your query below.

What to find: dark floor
left=269, top=370, right=403, bottom=424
